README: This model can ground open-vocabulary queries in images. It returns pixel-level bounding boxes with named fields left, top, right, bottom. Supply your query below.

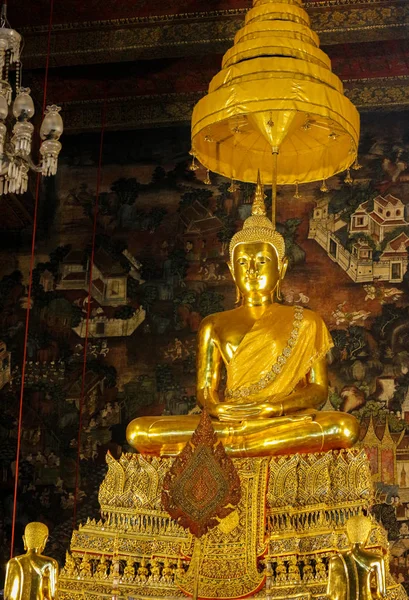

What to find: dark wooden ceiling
left=9, top=0, right=409, bottom=133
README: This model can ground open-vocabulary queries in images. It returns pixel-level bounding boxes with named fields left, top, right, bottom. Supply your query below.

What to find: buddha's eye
left=237, top=258, right=247, bottom=266
left=258, top=255, right=270, bottom=265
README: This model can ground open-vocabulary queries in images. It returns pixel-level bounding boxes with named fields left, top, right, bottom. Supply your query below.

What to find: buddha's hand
left=218, top=401, right=315, bottom=422
left=217, top=404, right=266, bottom=422
left=201, top=397, right=263, bottom=421
left=228, top=402, right=284, bottom=420
left=203, top=397, right=236, bottom=420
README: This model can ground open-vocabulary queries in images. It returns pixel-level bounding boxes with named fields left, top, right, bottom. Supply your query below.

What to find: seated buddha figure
left=127, top=179, right=359, bottom=457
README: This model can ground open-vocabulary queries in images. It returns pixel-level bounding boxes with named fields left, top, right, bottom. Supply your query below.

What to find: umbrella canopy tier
left=191, top=0, right=360, bottom=186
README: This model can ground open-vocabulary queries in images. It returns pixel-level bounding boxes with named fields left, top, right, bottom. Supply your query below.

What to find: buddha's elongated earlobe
left=280, top=256, right=289, bottom=280
left=228, top=261, right=241, bottom=304
left=271, top=278, right=282, bottom=302
left=274, top=257, right=288, bottom=302
left=235, top=285, right=242, bottom=305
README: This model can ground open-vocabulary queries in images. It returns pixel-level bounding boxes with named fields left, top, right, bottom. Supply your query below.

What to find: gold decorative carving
left=266, top=449, right=373, bottom=511
left=176, top=457, right=268, bottom=599
left=58, top=449, right=405, bottom=600
left=99, top=451, right=172, bottom=511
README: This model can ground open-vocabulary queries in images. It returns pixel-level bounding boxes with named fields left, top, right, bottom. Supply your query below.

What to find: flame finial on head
left=252, top=170, right=266, bottom=216
left=229, top=172, right=285, bottom=263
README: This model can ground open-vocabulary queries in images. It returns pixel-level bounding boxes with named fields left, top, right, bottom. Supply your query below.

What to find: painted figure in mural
left=127, top=179, right=359, bottom=456
left=4, top=522, right=59, bottom=600
left=327, top=515, right=386, bottom=600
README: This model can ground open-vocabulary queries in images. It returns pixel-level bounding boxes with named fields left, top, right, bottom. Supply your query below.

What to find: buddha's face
left=231, top=241, right=287, bottom=299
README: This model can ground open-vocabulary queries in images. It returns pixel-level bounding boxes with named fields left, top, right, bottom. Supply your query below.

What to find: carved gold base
left=58, top=449, right=408, bottom=600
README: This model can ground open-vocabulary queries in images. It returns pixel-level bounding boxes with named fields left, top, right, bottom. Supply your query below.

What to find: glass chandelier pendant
left=39, top=105, right=63, bottom=176
left=0, top=4, right=63, bottom=196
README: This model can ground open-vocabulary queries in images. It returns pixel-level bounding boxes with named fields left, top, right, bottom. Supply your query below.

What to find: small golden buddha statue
left=175, top=557, right=186, bottom=581
left=79, top=554, right=92, bottom=579
left=4, top=522, right=59, bottom=600
left=123, top=558, right=135, bottom=582
left=149, top=557, right=162, bottom=583
left=63, top=551, right=77, bottom=578
left=136, top=557, right=149, bottom=584
left=327, top=515, right=386, bottom=600
left=275, top=557, right=288, bottom=584
left=315, top=555, right=327, bottom=582
left=288, top=555, right=301, bottom=584
left=161, top=557, right=174, bottom=584
left=302, top=558, right=314, bottom=583
left=127, top=177, right=358, bottom=456
left=95, top=556, right=108, bottom=579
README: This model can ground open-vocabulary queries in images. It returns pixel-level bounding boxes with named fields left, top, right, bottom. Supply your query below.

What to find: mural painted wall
left=0, top=112, right=409, bottom=586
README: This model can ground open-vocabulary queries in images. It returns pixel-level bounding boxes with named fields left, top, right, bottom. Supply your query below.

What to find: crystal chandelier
left=0, top=4, right=63, bottom=196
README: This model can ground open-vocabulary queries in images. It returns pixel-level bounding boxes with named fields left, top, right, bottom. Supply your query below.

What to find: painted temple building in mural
left=58, top=248, right=128, bottom=306
left=56, top=247, right=146, bottom=338
left=360, top=417, right=406, bottom=489
left=309, top=194, right=409, bottom=283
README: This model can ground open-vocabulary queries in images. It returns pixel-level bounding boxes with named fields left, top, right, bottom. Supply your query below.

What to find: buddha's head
left=229, top=175, right=288, bottom=303
left=23, top=522, right=49, bottom=553
left=346, top=515, right=372, bottom=547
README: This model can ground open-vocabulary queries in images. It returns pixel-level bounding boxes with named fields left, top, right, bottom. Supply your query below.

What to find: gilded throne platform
left=59, top=449, right=406, bottom=600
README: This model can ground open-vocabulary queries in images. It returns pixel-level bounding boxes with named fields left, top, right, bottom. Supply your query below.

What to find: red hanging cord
left=10, top=0, right=55, bottom=559
left=72, top=98, right=106, bottom=529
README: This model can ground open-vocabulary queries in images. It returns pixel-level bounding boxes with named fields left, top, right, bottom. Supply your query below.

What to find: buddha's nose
left=247, top=261, right=259, bottom=278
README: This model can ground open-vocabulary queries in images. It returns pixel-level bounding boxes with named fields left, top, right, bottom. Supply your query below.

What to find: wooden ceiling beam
left=20, top=1, right=409, bottom=69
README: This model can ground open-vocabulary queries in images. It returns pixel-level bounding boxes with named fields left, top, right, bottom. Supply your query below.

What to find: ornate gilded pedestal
left=59, top=449, right=406, bottom=600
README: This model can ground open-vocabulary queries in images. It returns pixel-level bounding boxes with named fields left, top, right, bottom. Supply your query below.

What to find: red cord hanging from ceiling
left=72, top=98, right=107, bottom=529
left=10, top=0, right=55, bottom=559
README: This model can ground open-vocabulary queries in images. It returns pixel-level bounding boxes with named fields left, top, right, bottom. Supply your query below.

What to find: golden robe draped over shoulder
left=225, top=305, right=333, bottom=403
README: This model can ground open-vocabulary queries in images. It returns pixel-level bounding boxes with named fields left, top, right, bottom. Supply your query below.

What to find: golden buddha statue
left=123, top=558, right=136, bottom=582
left=302, top=559, right=314, bottom=583
left=127, top=178, right=359, bottom=456
left=288, top=555, right=301, bottom=584
left=95, top=556, right=108, bottom=579
left=275, top=557, right=288, bottom=584
left=149, top=558, right=162, bottom=583
left=79, top=554, right=92, bottom=579
left=4, top=522, right=59, bottom=600
left=327, top=515, right=387, bottom=600
left=161, top=557, right=174, bottom=584
left=62, top=551, right=77, bottom=578
left=136, top=558, right=149, bottom=584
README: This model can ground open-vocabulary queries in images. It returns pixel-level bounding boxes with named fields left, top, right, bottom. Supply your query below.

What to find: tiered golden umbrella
left=191, top=0, right=360, bottom=219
